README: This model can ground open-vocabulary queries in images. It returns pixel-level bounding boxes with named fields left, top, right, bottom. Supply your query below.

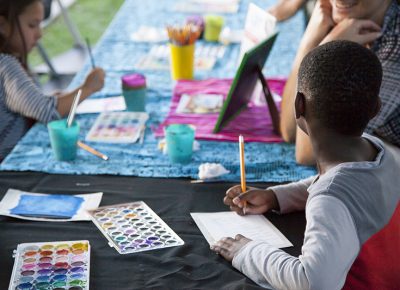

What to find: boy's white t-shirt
left=232, top=134, right=400, bottom=290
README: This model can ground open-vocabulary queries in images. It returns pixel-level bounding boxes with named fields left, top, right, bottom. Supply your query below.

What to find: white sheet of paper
left=191, top=211, right=293, bottom=248
left=238, top=3, right=276, bottom=65
left=0, top=189, right=103, bottom=222
left=76, top=96, right=126, bottom=114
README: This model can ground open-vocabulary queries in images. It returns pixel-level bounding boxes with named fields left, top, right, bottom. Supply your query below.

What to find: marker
left=239, top=135, right=247, bottom=214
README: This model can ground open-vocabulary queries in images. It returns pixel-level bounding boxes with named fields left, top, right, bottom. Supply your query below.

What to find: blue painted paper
left=10, top=194, right=84, bottom=219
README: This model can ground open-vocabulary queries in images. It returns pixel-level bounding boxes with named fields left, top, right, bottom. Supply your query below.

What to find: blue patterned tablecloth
left=0, top=0, right=316, bottom=181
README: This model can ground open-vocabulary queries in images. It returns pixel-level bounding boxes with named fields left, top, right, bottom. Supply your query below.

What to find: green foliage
left=29, top=0, right=124, bottom=66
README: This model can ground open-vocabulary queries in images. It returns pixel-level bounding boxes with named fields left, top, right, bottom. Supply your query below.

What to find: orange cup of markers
left=169, top=43, right=195, bottom=80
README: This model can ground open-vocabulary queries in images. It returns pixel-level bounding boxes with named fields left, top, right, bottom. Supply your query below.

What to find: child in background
left=211, top=41, right=400, bottom=289
left=0, top=0, right=105, bottom=160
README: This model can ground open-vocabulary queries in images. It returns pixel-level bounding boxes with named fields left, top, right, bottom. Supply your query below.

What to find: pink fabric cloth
left=154, top=78, right=286, bottom=142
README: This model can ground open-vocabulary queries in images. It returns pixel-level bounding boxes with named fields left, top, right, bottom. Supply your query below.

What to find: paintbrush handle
left=67, top=89, right=82, bottom=128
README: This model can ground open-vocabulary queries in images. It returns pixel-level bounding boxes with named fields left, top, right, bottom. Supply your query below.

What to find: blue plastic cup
left=47, top=119, right=80, bottom=161
left=165, top=124, right=195, bottom=164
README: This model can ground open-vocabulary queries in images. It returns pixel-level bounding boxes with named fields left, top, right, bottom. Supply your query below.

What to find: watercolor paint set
left=9, top=240, right=90, bottom=290
left=86, top=112, right=148, bottom=143
left=135, top=43, right=226, bottom=71
left=88, top=201, right=184, bottom=254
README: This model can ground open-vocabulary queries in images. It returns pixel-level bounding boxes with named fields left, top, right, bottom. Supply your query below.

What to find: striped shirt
left=0, top=54, right=60, bottom=161
left=367, top=0, right=400, bottom=147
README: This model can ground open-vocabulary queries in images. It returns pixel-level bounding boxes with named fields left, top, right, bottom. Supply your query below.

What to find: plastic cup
left=204, top=15, right=224, bottom=42
left=47, top=119, right=79, bottom=161
left=165, top=124, right=195, bottom=164
left=169, top=43, right=195, bottom=80
left=121, top=73, right=147, bottom=112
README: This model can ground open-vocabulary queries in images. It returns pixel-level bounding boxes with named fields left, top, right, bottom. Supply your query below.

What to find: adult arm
left=232, top=195, right=359, bottom=290
left=268, top=0, right=307, bottom=22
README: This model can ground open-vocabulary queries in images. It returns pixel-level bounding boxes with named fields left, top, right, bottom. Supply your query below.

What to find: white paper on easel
left=191, top=211, right=292, bottom=248
left=238, top=3, right=277, bottom=65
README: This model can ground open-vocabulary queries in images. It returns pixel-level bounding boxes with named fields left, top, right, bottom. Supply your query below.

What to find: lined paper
left=191, top=211, right=293, bottom=248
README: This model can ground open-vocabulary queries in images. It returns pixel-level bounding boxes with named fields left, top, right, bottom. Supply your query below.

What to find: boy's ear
left=370, top=97, right=381, bottom=119
left=0, top=16, right=10, bottom=36
left=294, top=92, right=306, bottom=119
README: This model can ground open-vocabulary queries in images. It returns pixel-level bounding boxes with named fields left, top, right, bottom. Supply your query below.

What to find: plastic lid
left=121, top=73, right=146, bottom=88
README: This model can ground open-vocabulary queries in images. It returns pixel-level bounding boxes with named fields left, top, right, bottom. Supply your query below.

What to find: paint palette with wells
left=88, top=201, right=184, bottom=254
left=9, top=240, right=90, bottom=290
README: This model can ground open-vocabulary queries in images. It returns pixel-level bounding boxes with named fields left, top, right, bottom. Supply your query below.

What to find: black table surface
left=0, top=171, right=306, bottom=290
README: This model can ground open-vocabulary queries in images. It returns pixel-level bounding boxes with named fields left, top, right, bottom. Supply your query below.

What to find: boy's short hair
left=298, top=40, right=382, bottom=135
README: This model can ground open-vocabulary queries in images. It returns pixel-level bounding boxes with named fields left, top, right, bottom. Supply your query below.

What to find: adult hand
left=268, top=0, right=305, bottom=22
left=301, top=0, right=334, bottom=49
left=210, top=234, right=252, bottom=262
left=83, top=67, right=105, bottom=94
left=224, top=185, right=279, bottom=215
left=321, top=18, right=382, bottom=46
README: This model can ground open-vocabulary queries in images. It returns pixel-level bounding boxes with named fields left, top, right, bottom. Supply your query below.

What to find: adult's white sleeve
left=269, top=176, right=315, bottom=213
left=232, top=195, right=360, bottom=290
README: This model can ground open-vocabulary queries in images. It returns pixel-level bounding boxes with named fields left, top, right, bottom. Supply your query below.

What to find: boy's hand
left=83, top=67, right=105, bottom=94
left=210, top=234, right=252, bottom=262
left=224, top=185, right=279, bottom=215
left=321, top=18, right=382, bottom=46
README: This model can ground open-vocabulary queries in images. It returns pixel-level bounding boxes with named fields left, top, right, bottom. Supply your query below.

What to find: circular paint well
left=55, top=256, right=69, bottom=263
left=37, top=269, right=52, bottom=275
left=115, top=236, right=127, bottom=242
left=152, top=241, right=164, bottom=247
left=165, top=239, right=177, bottom=244
left=70, top=267, right=84, bottom=274
left=71, top=254, right=86, bottom=263
left=40, top=250, right=53, bottom=256
left=36, top=275, right=51, bottom=282
left=35, top=281, right=51, bottom=289
left=54, top=262, right=69, bottom=269
left=68, top=286, right=83, bottom=290
left=71, top=243, right=85, bottom=250
left=18, top=276, right=34, bottom=283
left=138, top=243, right=150, bottom=248
left=16, top=282, right=33, bottom=290
left=69, top=279, right=85, bottom=286
left=147, top=236, right=159, bottom=241
left=39, top=256, right=53, bottom=263
left=23, top=258, right=36, bottom=263
left=40, top=244, right=54, bottom=250
left=23, top=251, right=37, bottom=257
left=70, top=273, right=84, bottom=280
left=38, top=262, right=52, bottom=269
left=56, top=249, right=69, bottom=256
left=21, top=263, right=35, bottom=270
left=71, top=249, right=84, bottom=255
left=55, top=244, right=70, bottom=250
left=20, top=270, right=35, bottom=276
left=23, top=246, right=39, bottom=252
left=53, top=268, right=68, bottom=275
left=71, top=261, right=85, bottom=267
left=53, top=274, right=68, bottom=281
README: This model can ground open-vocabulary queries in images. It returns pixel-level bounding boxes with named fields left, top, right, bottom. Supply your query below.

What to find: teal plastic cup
left=47, top=119, right=80, bottom=161
left=122, top=73, right=147, bottom=112
left=165, top=124, right=195, bottom=164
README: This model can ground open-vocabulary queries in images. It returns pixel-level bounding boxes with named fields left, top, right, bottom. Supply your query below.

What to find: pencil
left=85, top=37, right=96, bottom=69
left=239, top=135, right=247, bottom=214
left=77, top=141, right=109, bottom=161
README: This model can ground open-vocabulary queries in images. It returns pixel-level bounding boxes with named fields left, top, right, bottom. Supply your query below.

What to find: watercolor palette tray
left=135, top=44, right=226, bottom=71
left=9, top=240, right=90, bottom=290
left=85, top=112, right=148, bottom=143
left=88, top=202, right=184, bottom=254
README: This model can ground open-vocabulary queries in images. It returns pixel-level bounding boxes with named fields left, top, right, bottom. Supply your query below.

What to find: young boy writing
left=211, top=40, right=400, bottom=289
